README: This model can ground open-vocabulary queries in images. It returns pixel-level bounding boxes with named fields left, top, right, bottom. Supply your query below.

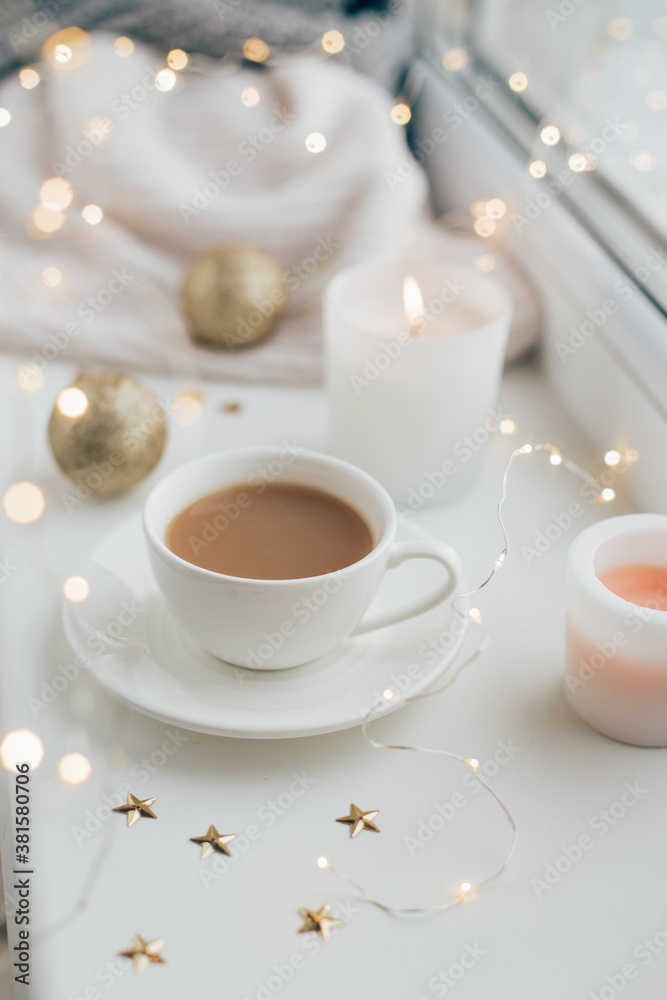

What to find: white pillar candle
left=565, top=514, right=667, bottom=746
left=324, top=259, right=513, bottom=506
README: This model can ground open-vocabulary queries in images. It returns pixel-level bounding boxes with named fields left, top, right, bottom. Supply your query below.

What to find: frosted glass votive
left=565, top=514, right=667, bottom=746
left=324, top=258, right=513, bottom=506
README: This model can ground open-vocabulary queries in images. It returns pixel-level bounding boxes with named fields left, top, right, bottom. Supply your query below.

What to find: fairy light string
left=316, top=440, right=613, bottom=917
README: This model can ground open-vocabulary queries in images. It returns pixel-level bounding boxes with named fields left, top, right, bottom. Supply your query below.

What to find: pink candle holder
left=565, top=514, right=667, bottom=746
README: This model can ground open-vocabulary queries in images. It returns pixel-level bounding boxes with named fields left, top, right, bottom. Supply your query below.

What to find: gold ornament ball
left=48, top=372, right=167, bottom=496
left=181, top=245, right=286, bottom=348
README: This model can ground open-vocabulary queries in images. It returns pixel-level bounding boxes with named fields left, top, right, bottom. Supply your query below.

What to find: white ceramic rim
left=568, top=513, right=667, bottom=621
left=143, top=446, right=397, bottom=586
left=324, top=256, right=514, bottom=342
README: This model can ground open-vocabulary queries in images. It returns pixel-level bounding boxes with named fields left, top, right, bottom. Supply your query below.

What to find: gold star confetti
left=190, top=824, right=237, bottom=859
left=119, top=934, right=166, bottom=973
left=297, top=904, right=343, bottom=942
left=112, top=793, right=157, bottom=827
left=335, top=802, right=380, bottom=838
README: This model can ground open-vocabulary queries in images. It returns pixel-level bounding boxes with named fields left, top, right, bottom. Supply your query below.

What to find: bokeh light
left=42, top=266, right=62, bottom=286
left=0, top=108, right=12, bottom=127
left=16, top=365, right=44, bottom=394
left=0, top=730, right=44, bottom=772
left=167, top=49, right=188, bottom=70
left=172, top=389, right=203, bottom=426
left=508, top=72, right=528, bottom=92
left=114, top=36, right=134, bottom=57
left=39, top=176, right=73, bottom=211
left=63, top=575, right=90, bottom=603
left=82, top=204, right=103, bottom=225
left=243, top=37, right=270, bottom=62
left=321, top=30, right=344, bottom=54
left=540, top=125, right=561, bottom=146
left=305, top=132, right=327, bottom=153
left=528, top=159, right=547, bottom=178
left=19, top=67, right=40, bottom=89
left=391, top=103, right=411, bottom=125
left=56, top=386, right=89, bottom=417
left=58, top=752, right=92, bottom=784
left=442, top=48, right=468, bottom=71
left=241, top=86, right=260, bottom=107
left=31, top=205, right=65, bottom=234
left=155, top=68, right=176, bottom=92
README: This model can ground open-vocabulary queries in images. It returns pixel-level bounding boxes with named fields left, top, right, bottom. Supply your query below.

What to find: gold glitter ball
left=48, top=372, right=167, bottom=496
left=181, top=245, right=286, bottom=349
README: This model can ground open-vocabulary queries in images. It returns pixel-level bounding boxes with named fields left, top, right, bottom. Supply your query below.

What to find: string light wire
left=318, top=441, right=607, bottom=917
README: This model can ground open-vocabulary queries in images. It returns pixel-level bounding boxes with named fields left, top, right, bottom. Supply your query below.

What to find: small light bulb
left=3, top=482, right=45, bottom=524
left=442, top=48, right=468, bottom=71
left=485, top=198, right=506, bottom=219
left=63, top=575, right=90, bottom=603
left=508, top=72, right=528, bottom=92
left=604, top=450, right=621, bottom=466
left=549, top=452, right=562, bottom=466
left=528, top=159, right=547, bottom=178
left=243, top=37, right=270, bottom=62
left=0, top=108, right=11, bottom=127
left=155, top=68, right=176, bottom=92
left=305, top=132, right=327, bottom=153
left=495, top=552, right=506, bottom=567
left=382, top=689, right=395, bottom=702
left=600, top=488, right=615, bottom=503
left=540, top=125, right=561, bottom=146
left=321, top=29, right=344, bottom=54
left=519, top=444, right=533, bottom=454
left=468, top=608, right=481, bottom=622
left=0, top=729, right=44, bottom=772
left=114, top=36, right=134, bottom=57
left=167, top=48, right=188, bottom=70
left=317, top=856, right=329, bottom=869
left=473, top=217, right=496, bottom=237
left=19, top=67, right=40, bottom=89
left=391, top=102, right=411, bottom=125
left=474, top=254, right=495, bottom=272
left=499, top=418, right=517, bottom=435
left=58, top=752, right=92, bottom=784
left=241, top=86, right=260, bottom=107
left=82, top=204, right=103, bottom=225
left=465, top=758, right=479, bottom=771
left=460, top=881, right=472, bottom=894
left=57, top=386, right=88, bottom=417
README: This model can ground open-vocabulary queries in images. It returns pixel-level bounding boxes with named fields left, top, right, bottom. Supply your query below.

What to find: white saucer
left=63, top=515, right=467, bottom=739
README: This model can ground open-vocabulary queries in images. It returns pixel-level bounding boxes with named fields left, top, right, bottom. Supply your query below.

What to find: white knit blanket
left=0, top=33, right=439, bottom=383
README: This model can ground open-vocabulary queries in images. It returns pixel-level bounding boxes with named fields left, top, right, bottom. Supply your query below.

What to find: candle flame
left=403, top=275, right=424, bottom=332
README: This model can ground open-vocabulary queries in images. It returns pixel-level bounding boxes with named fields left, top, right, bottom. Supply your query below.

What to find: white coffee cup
left=143, top=446, right=462, bottom=669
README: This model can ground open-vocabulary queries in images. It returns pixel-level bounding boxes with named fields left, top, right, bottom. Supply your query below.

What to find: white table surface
left=2, top=354, right=666, bottom=1000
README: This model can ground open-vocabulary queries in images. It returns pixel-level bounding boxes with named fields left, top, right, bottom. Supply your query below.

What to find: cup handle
left=350, top=540, right=462, bottom=636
